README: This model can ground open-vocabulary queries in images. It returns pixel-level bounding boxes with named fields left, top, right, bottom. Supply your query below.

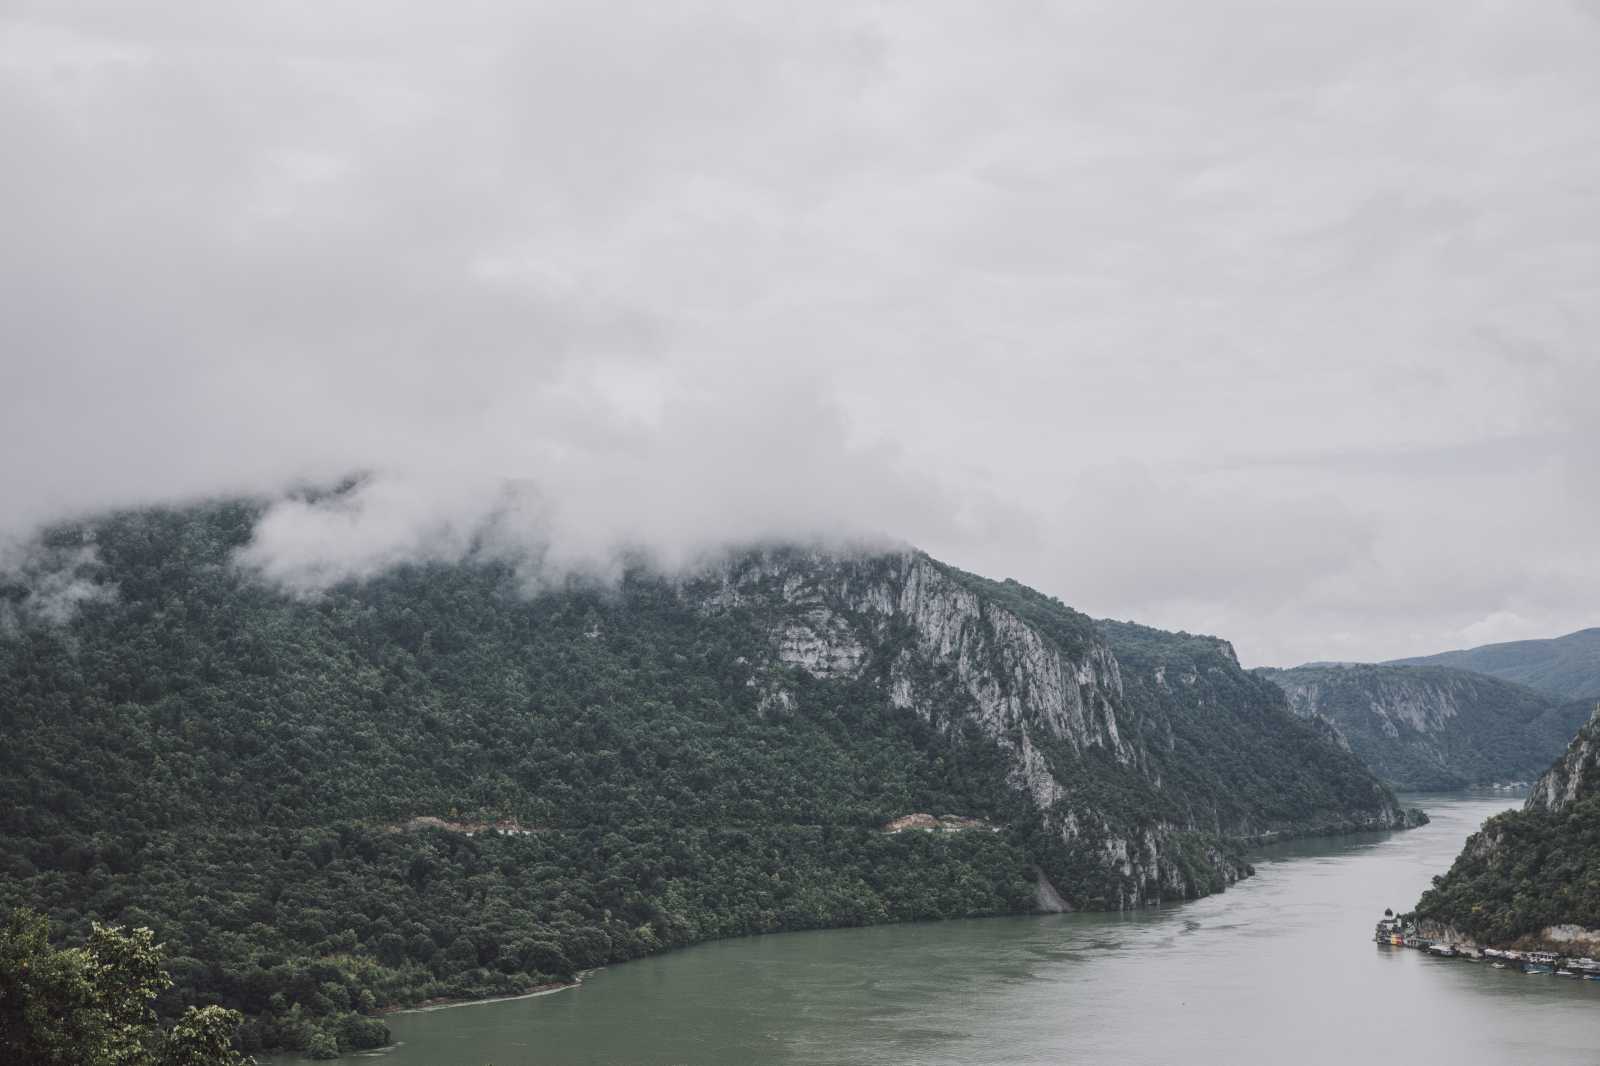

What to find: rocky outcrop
left=1540, top=924, right=1600, bottom=952
left=1529, top=704, right=1600, bottom=813
left=1033, top=869, right=1071, bottom=913
left=882, top=813, right=998, bottom=834
left=705, top=551, right=1135, bottom=814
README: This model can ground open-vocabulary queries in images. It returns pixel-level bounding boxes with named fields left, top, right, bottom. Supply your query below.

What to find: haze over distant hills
left=1255, top=626, right=1600, bottom=791
left=1386, top=628, right=1600, bottom=702
left=1258, top=663, right=1592, bottom=791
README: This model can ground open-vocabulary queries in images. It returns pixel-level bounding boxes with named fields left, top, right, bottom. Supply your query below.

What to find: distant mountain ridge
left=1386, top=627, right=1600, bottom=701
left=1257, top=663, right=1592, bottom=790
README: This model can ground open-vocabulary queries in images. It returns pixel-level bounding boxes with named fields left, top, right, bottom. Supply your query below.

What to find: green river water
left=273, top=794, right=1597, bottom=1065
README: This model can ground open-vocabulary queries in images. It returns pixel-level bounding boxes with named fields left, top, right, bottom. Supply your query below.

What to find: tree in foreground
left=0, top=908, right=253, bottom=1066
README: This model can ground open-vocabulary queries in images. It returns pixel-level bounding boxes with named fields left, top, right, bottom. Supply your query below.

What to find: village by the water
left=1374, top=912, right=1600, bottom=978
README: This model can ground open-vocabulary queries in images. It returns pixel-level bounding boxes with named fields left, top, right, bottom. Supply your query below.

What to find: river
left=277, top=793, right=1597, bottom=1065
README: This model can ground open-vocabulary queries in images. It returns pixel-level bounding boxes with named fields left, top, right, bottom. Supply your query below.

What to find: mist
left=3, top=1, right=1598, bottom=665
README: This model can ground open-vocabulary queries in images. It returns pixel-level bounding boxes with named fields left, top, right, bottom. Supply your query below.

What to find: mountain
left=1387, top=628, right=1600, bottom=701
left=1257, top=663, right=1593, bottom=790
left=0, top=501, right=1417, bottom=1056
left=1413, top=705, right=1600, bottom=950
left=1092, top=620, right=1412, bottom=841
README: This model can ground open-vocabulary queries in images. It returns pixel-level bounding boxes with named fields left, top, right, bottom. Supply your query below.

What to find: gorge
left=0, top=499, right=1419, bottom=1056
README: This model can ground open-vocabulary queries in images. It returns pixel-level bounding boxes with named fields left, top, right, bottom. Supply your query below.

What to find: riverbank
left=379, top=980, right=582, bottom=1015
left=1377, top=917, right=1600, bottom=978
left=259, top=797, right=1440, bottom=1056
left=353, top=815, right=1431, bottom=1023
left=1375, top=933, right=1600, bottom=980
left=263, top=793, right=1600, bottom=1066
left=1237, top=807, right=1430, bottom=847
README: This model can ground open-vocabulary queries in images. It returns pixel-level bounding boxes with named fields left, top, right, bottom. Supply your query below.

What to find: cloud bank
left=2, top=1, right=1598, bottom=664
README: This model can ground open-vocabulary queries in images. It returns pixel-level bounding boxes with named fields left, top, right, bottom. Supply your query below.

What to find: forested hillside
left=1258, top=663, right=1591, bottom=790
left=1096, top=621, right=1411, bottom=840
left=1414, top=706, right=1600, bottom=947
left=0, top=500, right=1416, bottom=1055
left=1387, top=628, right=1600, bottom=701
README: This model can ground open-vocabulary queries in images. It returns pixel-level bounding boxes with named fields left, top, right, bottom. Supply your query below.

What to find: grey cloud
left=2, top=1, right=1597, bottom=665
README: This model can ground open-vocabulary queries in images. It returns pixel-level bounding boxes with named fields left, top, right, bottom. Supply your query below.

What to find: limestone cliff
left=697, top=549, right=1414, bottom=907
left=1258, top=663, right=1589, bottom=790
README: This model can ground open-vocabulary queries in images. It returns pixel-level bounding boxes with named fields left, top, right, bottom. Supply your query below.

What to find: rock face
left=1258, top=663, right=1590, bottom=790
left=699, top=549, right=1414, bottom=907
left=1414, top=705, right=1600, bottom=946
left=709, top=552, right=1127, bottom=805
left=1528, top=703, right=1600, bottom=813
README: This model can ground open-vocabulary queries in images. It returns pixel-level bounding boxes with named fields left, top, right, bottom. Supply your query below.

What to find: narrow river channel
left=279, top=793, right=1596, bottom=1065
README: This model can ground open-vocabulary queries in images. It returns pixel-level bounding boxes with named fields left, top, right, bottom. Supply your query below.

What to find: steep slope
left=1258, top=663, right=1590, bottom=790
left=1527, top=703, right=1600, bottom=814
left=1413, top=705, right=1600, bottom=949
left=0, top=501, right=1415, bottom=1054
left=1387, top=628, right=1600, bottom=701
left=710, top=560, right=1420, bottom=907
left=1097, top=622, right=1411, bottom=841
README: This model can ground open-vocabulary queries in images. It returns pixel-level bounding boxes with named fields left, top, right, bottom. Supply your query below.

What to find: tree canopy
left=0, top=907, right=250, bottom=1066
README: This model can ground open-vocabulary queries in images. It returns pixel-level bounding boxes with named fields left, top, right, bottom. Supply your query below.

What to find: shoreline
left=371, top=812, right=1441, bottom=1019
left=381, top=979, right=584, bottom=1015
left=279, top=802, right=1460, bottom=1055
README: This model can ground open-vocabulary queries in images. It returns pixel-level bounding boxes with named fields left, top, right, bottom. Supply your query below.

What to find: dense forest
left=1413, top=708, right=1600, bottom=946
left=1258, top=663, right=1592, bottom=790
left=0, top=500, right=1415, bottom=1055
left=1098, top=622, right=1414, bottom=840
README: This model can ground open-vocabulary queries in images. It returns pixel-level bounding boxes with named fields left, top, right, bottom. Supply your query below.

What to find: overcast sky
left=3, top=1, right=1597, bottom=666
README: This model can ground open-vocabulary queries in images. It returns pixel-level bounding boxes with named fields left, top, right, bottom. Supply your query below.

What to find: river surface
left=282, top=794, right=1598, bottom=1065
